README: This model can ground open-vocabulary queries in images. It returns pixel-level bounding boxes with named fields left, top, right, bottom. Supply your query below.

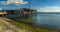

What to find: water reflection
left=34, top=13, right=60, bottom=29
left=5, top=13, right=60, bottom=29
left=5, top=14, right=36, bottom=25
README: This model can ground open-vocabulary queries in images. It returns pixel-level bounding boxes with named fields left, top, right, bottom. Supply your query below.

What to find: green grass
left=3, top=18, right=58, bottom=32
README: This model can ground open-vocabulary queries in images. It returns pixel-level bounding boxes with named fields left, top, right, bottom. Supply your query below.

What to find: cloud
left=0, top=0, right=28, bottom=6
left=45, top=7, right=60, bottom=9
left=38, top=7, right=60, bottom=12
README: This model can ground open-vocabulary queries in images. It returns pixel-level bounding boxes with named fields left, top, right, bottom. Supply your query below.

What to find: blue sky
left=0, top=0, right=60, bottom=12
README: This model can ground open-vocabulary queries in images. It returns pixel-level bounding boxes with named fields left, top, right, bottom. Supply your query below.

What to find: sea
left=5, top=12, right=60, bottom=29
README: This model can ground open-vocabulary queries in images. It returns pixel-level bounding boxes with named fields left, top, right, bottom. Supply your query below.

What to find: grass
left=2, top=18, right=59, bottom=32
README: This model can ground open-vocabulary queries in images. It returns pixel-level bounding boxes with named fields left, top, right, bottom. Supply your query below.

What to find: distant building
left=0, top=10, right=7, bottom=17
left=3, top=8, right=37, bottom=15
left=20, top=8, right=37, bottom=14
left=2, top=8, right=37, bottom=18
left=3, top=10, right=18, bottom=15
left=19, top=8, right=37, bottom=18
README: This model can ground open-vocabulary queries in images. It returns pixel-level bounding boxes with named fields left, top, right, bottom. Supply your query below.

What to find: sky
left=0, top=0, right=60, bottom=12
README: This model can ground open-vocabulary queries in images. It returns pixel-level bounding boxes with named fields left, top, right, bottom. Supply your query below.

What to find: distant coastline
left=37, top=12, right=60, bottom=14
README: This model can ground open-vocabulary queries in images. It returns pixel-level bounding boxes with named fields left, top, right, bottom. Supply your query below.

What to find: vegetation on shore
left=3, top=18, right=59, bottom=32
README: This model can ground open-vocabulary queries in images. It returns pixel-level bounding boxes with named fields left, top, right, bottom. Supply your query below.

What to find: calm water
left=5, top=13, right=60, bottom=29
left=34, top=13, right=60, bottom=29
